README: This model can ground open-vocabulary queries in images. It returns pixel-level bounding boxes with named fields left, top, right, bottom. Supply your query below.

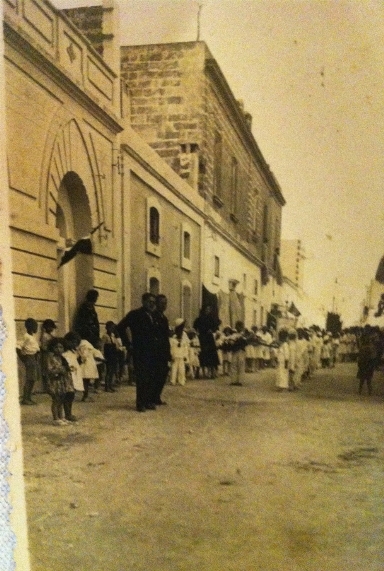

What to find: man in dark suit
left=153, top=294, right=171, bottom=405
left=117, top=292, right=158, bottom=412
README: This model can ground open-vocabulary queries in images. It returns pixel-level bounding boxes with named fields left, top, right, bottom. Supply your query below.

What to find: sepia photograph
left=1, top=0, right=384, bottom=569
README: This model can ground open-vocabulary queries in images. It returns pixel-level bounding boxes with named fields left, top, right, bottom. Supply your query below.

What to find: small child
left=40, top=319, right=57, bottom=393
left=46, top=337, right=75, bottom=425
left=17, top=317, right=40, bottom=405
left=244, top=329, right=256, bottom=372
left=62, top=332, right=83, bottom=421
left=186, top=328, right=200, bottom=379
left=78, top=338, right=103, bottom=401
left=321, top=339, right=331, bottom=368
left=228, top=321, right=248, bottom=386
left=220, top=327, right=233, bottom=376
left=170, top=318, right=190, bottom=386
left=101, top=321, right=120, bottom=392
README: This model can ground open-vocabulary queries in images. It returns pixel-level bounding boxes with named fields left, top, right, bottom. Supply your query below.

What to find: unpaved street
left=20, top=363, right=384, bottom=571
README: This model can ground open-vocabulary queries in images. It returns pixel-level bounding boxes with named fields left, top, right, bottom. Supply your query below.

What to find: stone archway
left=44, top=117, right=103, bottom=334
left=56, top=172, right=94, bottom=335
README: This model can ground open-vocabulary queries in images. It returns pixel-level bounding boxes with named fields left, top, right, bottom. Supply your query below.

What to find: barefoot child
left=62, top=332, right=83, bottom=421
left=170, top=318, right=190, bottom=386
left=46, top=338, right=74, bottom=425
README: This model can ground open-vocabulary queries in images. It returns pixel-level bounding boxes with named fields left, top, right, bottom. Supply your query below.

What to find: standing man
left=73, top=289, right=100, bottom=348
left=117, top=293, right=158, bottom=412
left=153, top=294, right=171, bottom=405
left=73, top=288, right=102, bottom=392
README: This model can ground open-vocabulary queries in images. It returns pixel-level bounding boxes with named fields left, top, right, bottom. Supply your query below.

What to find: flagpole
left=90, top=221, right=104, bottom=235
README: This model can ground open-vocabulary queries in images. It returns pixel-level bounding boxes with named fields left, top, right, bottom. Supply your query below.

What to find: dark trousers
left=63, top=392, right=75, bottom=419
left=22, top=354, right=39, bottom=402
left=105, top=361, right=118, bottom=390
left=51, top=394, right=65, bottom=420
left=82, top=378, right=91, bottom=400
left=133, top=359, right=157, bottom=409
left=153, top=360, right=170, bottom=404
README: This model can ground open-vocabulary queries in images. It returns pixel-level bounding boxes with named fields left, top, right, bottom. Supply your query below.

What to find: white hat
left=174, top=318, right=185, bottom=328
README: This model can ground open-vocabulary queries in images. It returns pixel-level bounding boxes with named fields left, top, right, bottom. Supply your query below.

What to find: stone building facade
left=4, top=0, right=204, bottom=340
left=120, top=42, right=285, bottom=327
left=4, top=0, right=123, bottom=337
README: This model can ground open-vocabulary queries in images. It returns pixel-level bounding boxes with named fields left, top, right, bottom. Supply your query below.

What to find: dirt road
left=20, top=363, right=384, bottom=571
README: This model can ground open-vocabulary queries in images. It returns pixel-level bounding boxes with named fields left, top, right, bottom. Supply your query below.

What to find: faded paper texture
left=2, top=1, right=384, bottom=570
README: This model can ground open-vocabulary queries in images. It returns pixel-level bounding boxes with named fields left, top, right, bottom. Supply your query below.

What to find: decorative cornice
left=3, top=20, right=123, bottom=135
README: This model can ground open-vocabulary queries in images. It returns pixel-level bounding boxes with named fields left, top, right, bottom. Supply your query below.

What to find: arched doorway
left=56, top=171, right=93, bottom=335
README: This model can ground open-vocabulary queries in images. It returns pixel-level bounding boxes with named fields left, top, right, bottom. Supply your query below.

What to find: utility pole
left=197, top=3, right=203, bottom=41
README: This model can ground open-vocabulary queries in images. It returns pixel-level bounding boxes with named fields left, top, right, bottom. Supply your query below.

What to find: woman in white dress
left=275, top=329, right=290, bottom=390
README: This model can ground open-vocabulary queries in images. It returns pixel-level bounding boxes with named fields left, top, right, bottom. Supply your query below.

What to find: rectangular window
left=146, top=197, right=162, bottom=257
left=180, top=223, right=192, bottom=271
left=183, top=231, right=191, bottom=259
left=213, top=132, right=223, bottom=198
left=254, top=279, right=258, bottom=296
left=262, top=203, right=269, bottom=244
left=149, top=206, right=160, bottom=244
left=214, top=255, right=220, bottom=278
left=230, top=157, right=238, bottom=217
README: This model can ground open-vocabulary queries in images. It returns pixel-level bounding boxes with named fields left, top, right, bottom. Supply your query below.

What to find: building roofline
left=204, top=56, right=286, bottom=206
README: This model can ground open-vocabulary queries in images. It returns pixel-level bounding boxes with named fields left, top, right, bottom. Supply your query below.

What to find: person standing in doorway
left=117, top=293, right=158, bottom=412
left=73, top=289, right=100, bottom=349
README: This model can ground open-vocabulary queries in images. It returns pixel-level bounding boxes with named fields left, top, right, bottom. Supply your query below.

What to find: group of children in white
left=16, top=318, right=127, bottom=424
left=17, top=313, right=351, bottom=426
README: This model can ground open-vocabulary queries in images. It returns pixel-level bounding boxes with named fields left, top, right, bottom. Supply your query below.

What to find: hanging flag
left=288, top=302, right=301, bottom=317
left=58, top=222, right=103, bottom=268
left=375, top=256, right=384, bottom=284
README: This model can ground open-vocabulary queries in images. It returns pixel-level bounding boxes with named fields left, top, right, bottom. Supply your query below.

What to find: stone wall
left=4, top=0, right=122, bottom=336
left=63, top=6, right=104, bottom=56
left=121, top=42, right=206, bottom=174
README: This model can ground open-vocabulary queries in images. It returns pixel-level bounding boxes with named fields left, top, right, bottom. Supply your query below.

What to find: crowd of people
left=16, top=290, right=384, bottom=424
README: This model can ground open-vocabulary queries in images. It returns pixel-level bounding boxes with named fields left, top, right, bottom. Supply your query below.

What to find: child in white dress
left=170, top=318, right=190, bottom=386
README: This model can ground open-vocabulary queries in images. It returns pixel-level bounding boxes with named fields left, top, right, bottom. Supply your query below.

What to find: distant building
left=280, top=239, right=306, bottom=290
left=120, top=41, right=286, bottom=326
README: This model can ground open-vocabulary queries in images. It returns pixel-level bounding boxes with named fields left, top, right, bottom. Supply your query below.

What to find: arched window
left=147, top=268, right=161, bottom=294
left=149, top=206, right=160, bottom=244
left=149, top=276, right=160, bottom=295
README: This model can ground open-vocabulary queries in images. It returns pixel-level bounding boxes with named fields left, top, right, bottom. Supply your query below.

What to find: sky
left=54, top=0, right=384, bottom=325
